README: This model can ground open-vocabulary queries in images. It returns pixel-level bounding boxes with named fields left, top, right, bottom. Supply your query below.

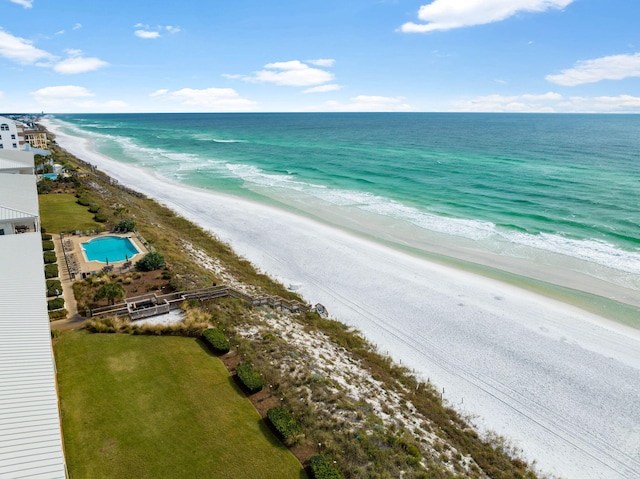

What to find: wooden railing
left=90, top=285, right=310, bottom=320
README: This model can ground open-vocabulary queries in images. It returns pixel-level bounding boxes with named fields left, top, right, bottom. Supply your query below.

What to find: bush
left=267, top=406, right=303, bottom=445
left=94, top=213, right=107, bottom=223
left=77, top=197, right=91, bottom=206
left=309, top=455, right=342, bottom=479
left=235, top=361, right=264, bottom=394
left=116, top=218, right=136, bottom=232
left=41, top=233, right=52, bottom=241
left=45, top=264, right=58, bottom=278
left=42, top=240, right=55, bottom=251
left=46, top=280, right=62, bottom=297
left=49, top=309, right=68, bottom=321
left=43, top=251, right=57, bottom=264
left=201, top=328, right=230, bottom=354
left=47, top=297, right=65, bottom=310
left=136, top=251, right=165, bottom=271
left=88, top=205, right=100, bottom=213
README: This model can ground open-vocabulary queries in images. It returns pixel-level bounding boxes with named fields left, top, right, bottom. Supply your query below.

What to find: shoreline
left=43, top=119, right=640, bottom=479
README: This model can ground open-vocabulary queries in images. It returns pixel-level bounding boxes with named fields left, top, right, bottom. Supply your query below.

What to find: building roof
left=0, top=233, right=67, bottom=478
left=0, top=150, right=34, bottom=166
left=0, top=174, right=39, bottom=216
left=0, top=157, right=32, bottom=173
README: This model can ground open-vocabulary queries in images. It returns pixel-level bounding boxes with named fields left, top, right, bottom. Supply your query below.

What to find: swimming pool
left=82, top=236, right=141, bottom=263
left=41, top=173, right=58, bottom=180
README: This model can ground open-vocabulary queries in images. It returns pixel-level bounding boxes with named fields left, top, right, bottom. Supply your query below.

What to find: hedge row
left=44, top=251, right=57, bottom=264
left=46, top=279, right=62, bottom=297
left=201, top=328, right=230, bottom=354
left=309, top=455, right=343, bottom=479
left=235, top=361, right=264, bottom=394
left=267, top=406, right=302, bottom=445
left=48, top=309, right=68, bottom=320
left=45, top=264, right=58, bottom=279
left=41, top=233, right=52, bottom=241
left=47, top=298, right=65, bottom=311
left=42, top=240, right=55, bottom=251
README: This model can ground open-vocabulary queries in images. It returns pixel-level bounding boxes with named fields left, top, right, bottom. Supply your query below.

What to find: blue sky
left=1, top=0, right=639, bottom=113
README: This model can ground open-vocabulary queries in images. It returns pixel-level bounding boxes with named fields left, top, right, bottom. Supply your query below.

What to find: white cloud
left=54, top=55, right=108, bottom=74
left=452, top=92, right=562, bottom=112
left=10, top=0, right=33, bottom=8
left=134, top=24, right=181, bottom=39
left=303, top=84, right=343, bottom=94
left=243, top=60, right=334, bottom=87
left=0, top=28, right=55, bottom=65
left=401, top=0, right=574, bottom=33
left=149, top=87, right=256, bottom=111
left=30, top=85, right=127, bottom=112
left=308, top=58, right=335, bottom=67
left=450, top=91, right=640, bottom=112
left=559, top=95, right=640, bottom=112
left=320, top=95, right=412, bottom=112
left=73, top=23, right=83, bottom=30
left=31, top=85, right=95, bottom=99
left=546, top=53, right=640, bottom=86
left=135, top=30, right=161, bottom=39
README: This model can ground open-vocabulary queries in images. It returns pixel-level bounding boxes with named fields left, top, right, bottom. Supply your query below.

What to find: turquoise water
left=82, top=236, right=139, bottom=262
left=42, top=173, right=58, bottom=180
left=52, top=113, right=640, bottom=288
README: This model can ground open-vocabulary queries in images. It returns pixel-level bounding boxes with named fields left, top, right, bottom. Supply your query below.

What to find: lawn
left=55, top=332, right=306, bottom=479
left=38, top=193, right=102, bottom=234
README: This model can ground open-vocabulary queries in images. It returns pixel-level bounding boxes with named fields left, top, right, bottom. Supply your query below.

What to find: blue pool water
left=82, top=236, right=140, bottom=262
left=42, top=173, right=58, bottom=180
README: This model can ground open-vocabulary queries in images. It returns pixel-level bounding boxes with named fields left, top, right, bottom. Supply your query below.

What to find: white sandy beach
left=45, top=120, right=640, bottom=479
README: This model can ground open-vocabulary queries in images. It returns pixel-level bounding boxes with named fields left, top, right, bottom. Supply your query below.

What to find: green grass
left=38, top=193, right=101, bottom=233
left=55, top=332, right=306, bottom=479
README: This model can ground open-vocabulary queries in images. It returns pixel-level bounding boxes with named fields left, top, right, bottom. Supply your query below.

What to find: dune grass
left=38, top=193, right=102, bottom=234
left=55, top=331, right=306, bottom=479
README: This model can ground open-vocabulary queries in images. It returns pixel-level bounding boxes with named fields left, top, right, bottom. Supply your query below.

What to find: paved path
left=50, top=234, right=84, bottom=331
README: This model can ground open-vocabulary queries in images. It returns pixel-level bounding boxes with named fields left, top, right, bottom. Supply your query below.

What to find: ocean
left=44, top=113, right=640, bottom=478
left=50, top=113, right=640, bottom=313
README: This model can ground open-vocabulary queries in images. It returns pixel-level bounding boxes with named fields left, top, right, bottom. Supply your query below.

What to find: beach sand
left=44, top=120, right=640, bottom=479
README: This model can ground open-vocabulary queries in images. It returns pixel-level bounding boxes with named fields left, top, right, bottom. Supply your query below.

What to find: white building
left=0, top=150, right=67, bottom=477
left=0, top=116, right=25, bottom=151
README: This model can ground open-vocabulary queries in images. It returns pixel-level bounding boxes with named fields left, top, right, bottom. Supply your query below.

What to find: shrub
left=41, top=233, right=52, bottom=241
left=49, top=310, right=68, bottom=321
left=88, top=205, right=100, bottom=213
left=48, top=298, right=65, bottom=311
left=235, top=361, right=264, bottom=394
left=201, top=328, right=230, bottom=354
left=94, top=213, right=107, bottom=223
left=42, top=240, right=55, bottom=251
left=76, top=197, right=91, bottom=206
left=309, top=455, right=343, bottom=479
left=43, top=251, right=57, bottom=264
left=46, top=279, right=62, bottom=297
left=267, top=406, right=303, bottom=445
left=116, top=218, right=136, bottom=232
left=45, top=264, right=58, bottom=278
left=136, top=251, right=165, bottom=271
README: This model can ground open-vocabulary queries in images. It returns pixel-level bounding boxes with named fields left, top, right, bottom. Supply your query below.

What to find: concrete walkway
left=50, top=234, right=84, bottom=331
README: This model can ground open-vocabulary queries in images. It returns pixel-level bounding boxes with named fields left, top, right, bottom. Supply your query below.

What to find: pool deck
left=60, top=232, right=148, bottom=278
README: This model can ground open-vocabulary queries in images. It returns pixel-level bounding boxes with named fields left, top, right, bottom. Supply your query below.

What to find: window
left=0, top=124, right=9, bottom=131
left=12, top=143, right=17, bottom=148
left=11, top=134, right=16, bottom=139
left=0, top=228, right=4, bottom=235
left=0, top=144, right=3, bottom=149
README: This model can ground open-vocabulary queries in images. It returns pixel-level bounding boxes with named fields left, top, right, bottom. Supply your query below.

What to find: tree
left=94, top=282, right=125, bottom=305
left=136, top=252, right=165, bottom=271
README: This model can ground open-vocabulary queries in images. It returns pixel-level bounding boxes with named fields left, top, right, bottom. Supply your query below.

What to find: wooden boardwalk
left=90, top=285, right=311, bottom=321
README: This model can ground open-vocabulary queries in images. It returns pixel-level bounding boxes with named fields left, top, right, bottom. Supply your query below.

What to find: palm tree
left=94, top=282, right=125, bottom=305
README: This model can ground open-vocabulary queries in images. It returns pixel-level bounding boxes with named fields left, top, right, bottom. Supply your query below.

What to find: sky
left=1, top=0, right=639, bottom=113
